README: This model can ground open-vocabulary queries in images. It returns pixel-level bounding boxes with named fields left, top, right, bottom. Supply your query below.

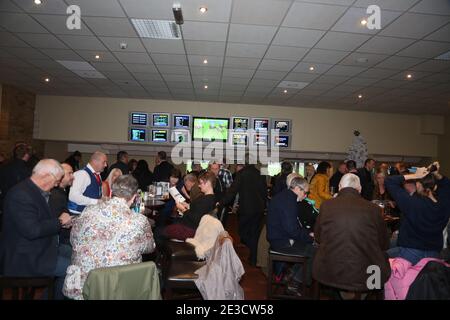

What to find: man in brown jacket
left=313, top=173, right=391, bottom=296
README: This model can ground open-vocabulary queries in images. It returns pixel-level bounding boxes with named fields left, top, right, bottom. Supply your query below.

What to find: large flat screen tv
left=192, top=117, right=229, bottom=142
left=173, top=114, right=191, bottom=129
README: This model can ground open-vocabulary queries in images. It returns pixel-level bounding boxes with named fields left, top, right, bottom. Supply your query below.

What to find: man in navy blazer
left=0, top=159, right=72, bottom=295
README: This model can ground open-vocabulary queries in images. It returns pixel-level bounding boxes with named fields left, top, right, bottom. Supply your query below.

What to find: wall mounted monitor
left=171, top=129, right=190, bottom=143
left=192, top=117, right=229, bottom=142
left=252, top=118, right=270, bottom=132
left=152, top=129, right=169, bottom=143
left=272, top=135, right=290, bottom=148
left=151, top=113, right=170, bottom=127
left=129, top=112, right=148, bottom=126
left=273, top=119, right=291, bottom=133
left=173, top=114, right=191, bottom=129
left=232, top=117, right=249, bottom=131
left=129, top=128, right=147, bottom=142
left=252, top=133, right=268, bottom=146
left=230, top=132, right=248, bottom=146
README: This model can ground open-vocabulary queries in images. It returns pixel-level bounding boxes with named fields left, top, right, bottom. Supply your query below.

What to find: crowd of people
left=0, top=144, right=449, bottom=299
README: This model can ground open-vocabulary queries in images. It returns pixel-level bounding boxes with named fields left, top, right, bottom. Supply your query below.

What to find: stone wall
left=0, top=84, right=44, bottom=159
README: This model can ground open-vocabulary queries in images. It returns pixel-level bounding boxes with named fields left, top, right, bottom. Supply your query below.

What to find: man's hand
left=176, top=201, right=189, bottom=213
left=430, top=161, right=443, bottom=180
left=59, top=212, right=72, bottom=228
left=414, top=167, right=429, bottom=179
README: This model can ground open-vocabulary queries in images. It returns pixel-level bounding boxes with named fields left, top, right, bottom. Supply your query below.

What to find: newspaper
left=169, top=186, right=186, bottom=203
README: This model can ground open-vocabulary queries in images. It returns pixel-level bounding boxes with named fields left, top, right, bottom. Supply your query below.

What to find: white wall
left=35, top=95, right=440, bottom=158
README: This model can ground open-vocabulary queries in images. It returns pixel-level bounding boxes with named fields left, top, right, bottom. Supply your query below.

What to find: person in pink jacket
left=384, top=257, right=450, bottom=300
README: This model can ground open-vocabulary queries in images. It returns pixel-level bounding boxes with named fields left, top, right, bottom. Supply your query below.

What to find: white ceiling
left=0, top=0, right=449, bottom=115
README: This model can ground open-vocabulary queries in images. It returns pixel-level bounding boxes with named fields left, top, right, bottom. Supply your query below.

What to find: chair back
left=82, top=261, right=161, bottom=300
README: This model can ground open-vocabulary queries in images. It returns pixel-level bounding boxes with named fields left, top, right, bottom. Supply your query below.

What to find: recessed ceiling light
left=204, top=85, right=208, bottom=89
left=406, top=74, right=412, bottom=79
left=360, top=19, right=367, bottom=25
left=44, top=77, right=50, bottom=82
left=309, top=66, right=315, bottom=71
left=199, top=6, right=208, bottom=14
left=34, top=0, right=42, bottom=5
left=358, top=94, right=363, bottom=99
left=356, top=57, right=368, bottom=63
left=203, top=59, right=208, bottom=64
left=95, top=54, right=100, bottom=59
left=283, top=89, right=288, bottom=93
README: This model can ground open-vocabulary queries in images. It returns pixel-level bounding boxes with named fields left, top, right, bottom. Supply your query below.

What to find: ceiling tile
left=39, top=48, right=81, bottom=60
left=0, top=12, right=48, bottom=33
left=184, top=40, right=225, bottom=56
left=190, top=67, right=222, bottom=76
left=425, top=24, right=450, bottom=42
left=182, top=21, right=228, bottom=41
left=13, top=0, right=67, bottom=14
left=372, top=79, right=404, bottom=88
left=162, top=74, right=191, bottom=82
left=90, top=62, right=127, bottom=72
left=357, top=36, right=416, bottom=54
left=114, top=51, right=152, bottom=64
left=224, top=57, right=261, bottom=69
left=293, top=62, right=334, bottom=74
left=0, top=31, right=31, bottom=48
left=396, top=40, right=450, bottom=59
left=181, top=0, right=232, bottom=23
left=326, top=65, right=367, bottom=76
left=188, top=55, right=223, bottom=67
left=119, top=0, right=173, bottom=19
left=283, top=2, right=347, bottom=30
left=158, top=65, right=190, bottom=74
left=302, top=49, right=350, bottom=64
left=132, top=72, right=163, bottom=81
left=84, top=17, right=137, bottom=37
left=58, top=35, right=107, bottom=51
left=265, top=46, right=308, bottom=61
left=315, top=32, right=371, bottom=51
left=409, top=0, right=450, bottom=15
left=0, top=0, right=21, bottom=12
left=339, top=52, right=389, bottom=67
left=77, top=50, right=118, bottom=63
left=389, top=70, right=432, bottom=81
left=124, top=63, right=158, bottom=72
left=4, top=47, right=49, bottom=60
left=151, top=53, right=187, bottom=66
left=141, top=38, right=184, bottom=54
left=379, top=13, right=449, bottom=39
left=410, top=60, right=450, bottom=72
left=259, top=59, right=297, bottom=72
left=102, top=70, right=134, bottom=80
left=353, top=0, right=418, bottom=11
left=69, top=0, right=126, bottom=17
left=284, top=72, right=319, bottom=82
left=222, top=68, right=255, bottom=78
left=15, top=33, right=68, bottom=49
left=343, top=77, right=380, bottom=86
left=221, top=77, right=251, bottom=85
left=273, top=28, right=325, bottom=47
left=226, top=43, right=268, bottom=58
left=374, top=56, right=425, bottom=70
left=228, top=24, right=277, bottom=44
left=32, top=14, right=93, bottom=35
left=331, top=7, right=402, bottom=35
left=314, top=75, right=350, bottom=85
left=357, top=67, right=399, bottom=79
left=231, top=0, right=291, bottom=26
left=101, top=37, right=145, bottom=52
left=253, top=70, right=288, bottom=80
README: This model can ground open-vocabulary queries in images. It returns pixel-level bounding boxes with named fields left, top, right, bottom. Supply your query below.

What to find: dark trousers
left=238, top=211, right=263, bottom=266
left=272, top=241, right=316, bottom=286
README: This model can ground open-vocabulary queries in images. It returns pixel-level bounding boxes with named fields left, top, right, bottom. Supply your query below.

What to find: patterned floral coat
left=63, top=197, right=155, bottom=300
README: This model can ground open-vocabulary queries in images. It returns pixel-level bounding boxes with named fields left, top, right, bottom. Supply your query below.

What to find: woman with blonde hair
left=102, top=168, right=122, bottom=198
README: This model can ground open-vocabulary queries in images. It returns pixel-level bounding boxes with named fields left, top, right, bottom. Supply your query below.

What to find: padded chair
left=82, top=261, right=161, bottom=300
left=267, top=250, right=312, bottom=300
left=0, top=276, right=55, bottom=300
left=163, top=260, right=207, bottom=300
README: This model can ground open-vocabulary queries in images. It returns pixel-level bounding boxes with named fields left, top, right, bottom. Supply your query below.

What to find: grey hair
left=184, top=173, right=198, bottom=183
left=90, top=151, right=106, bottom=162
left=339, top=173, right=362, bottom=192
left=286, top=172, right=301, bottom=188
left=32, top=159, right=64, bottom=178
left=111, top=175, right=138, bottom=200
left=289, top=176, right=308, bottom=190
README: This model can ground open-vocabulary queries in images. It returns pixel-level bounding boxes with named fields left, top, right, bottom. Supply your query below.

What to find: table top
left=144, top=199, right=166, bottom=208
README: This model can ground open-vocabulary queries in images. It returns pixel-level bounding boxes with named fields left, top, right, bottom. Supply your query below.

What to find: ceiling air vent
left=131, top=19, right=181, bottom=39
left=434, top=50, right=450, bottom=61
left=56, top=60, right=105, bottom=79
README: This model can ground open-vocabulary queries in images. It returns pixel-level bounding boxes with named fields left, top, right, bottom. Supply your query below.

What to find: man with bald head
left=0, top=159, right=72, bottom=281
left=68, top=151, right=107, bottom=215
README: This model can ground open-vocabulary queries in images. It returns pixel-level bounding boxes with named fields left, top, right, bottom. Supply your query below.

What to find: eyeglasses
left=50, top=173, right=63, bottom=185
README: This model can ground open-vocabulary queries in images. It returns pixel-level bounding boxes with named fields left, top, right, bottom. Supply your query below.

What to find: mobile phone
left=408, top=167, right=417, bottom=173
left=429, top=164, right=438, bottom=173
